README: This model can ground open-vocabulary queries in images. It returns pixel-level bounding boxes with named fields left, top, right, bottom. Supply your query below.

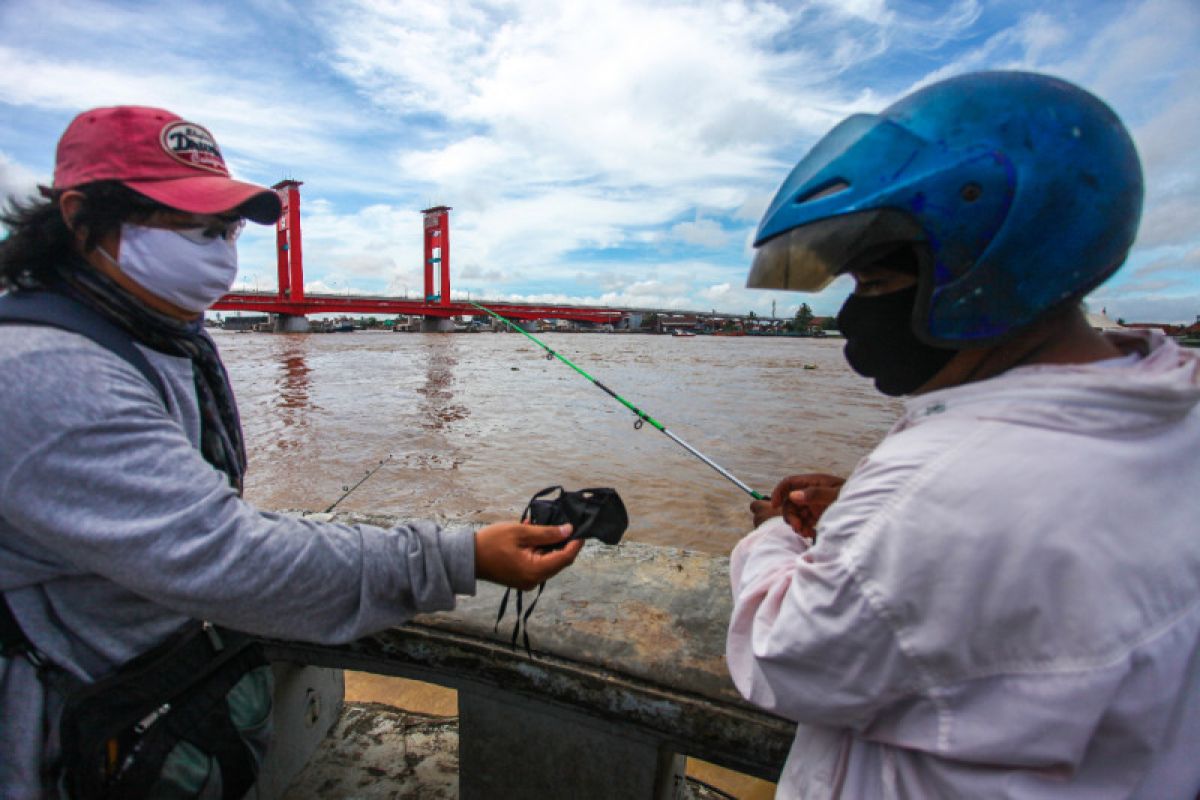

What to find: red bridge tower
left=274, top=180, right=305, bottom=303
left=422, top=206, right=452, bottom=306
left=211, top=182, right=625, bottom=327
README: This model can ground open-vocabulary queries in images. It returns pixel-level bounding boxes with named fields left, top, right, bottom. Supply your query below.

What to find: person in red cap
left=0, top=107, right=582, bottom=798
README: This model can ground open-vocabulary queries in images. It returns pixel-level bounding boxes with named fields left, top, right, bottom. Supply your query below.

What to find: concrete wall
left=222, top=315, right=270, bottom=331
left=420, top=317, right=456, bottom=332
left=262, top=511, right=793, bottom=798
left=273, top=314, right=311, bottom=333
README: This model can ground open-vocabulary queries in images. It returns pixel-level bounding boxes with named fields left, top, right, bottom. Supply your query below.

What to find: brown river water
left=219, top=329, right=902, bottom=555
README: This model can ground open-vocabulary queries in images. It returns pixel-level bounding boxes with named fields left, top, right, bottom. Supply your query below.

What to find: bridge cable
left=468, top=302, right=765, bottom=500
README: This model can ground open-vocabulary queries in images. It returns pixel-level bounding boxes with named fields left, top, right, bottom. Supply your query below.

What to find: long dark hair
left=2, top=183, right=251, bottom=491
left=0, top=181, right=168, bottom=290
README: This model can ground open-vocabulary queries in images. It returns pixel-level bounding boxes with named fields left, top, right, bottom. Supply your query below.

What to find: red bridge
left=211, top=181, right=624, bottom=328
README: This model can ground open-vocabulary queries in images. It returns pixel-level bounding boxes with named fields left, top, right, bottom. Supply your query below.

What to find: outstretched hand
left=474, top=522, right=584, bottom=591
left=749, top=473, right=846, bottom=539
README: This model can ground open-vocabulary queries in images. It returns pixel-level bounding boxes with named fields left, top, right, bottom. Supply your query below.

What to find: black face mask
left=836, top=285, right=958, bottom=396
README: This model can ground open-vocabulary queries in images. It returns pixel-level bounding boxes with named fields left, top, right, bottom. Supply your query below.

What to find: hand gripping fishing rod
left=469, top=302, right=765, bottom=500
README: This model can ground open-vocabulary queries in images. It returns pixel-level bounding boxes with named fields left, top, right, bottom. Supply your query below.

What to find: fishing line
left=468, top=302, right=765, bottom=500
left=324, top=454, right=394, bottom=513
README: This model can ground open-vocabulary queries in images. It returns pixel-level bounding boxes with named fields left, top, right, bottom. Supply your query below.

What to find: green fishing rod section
left=468, top=301, right=766, bottom=501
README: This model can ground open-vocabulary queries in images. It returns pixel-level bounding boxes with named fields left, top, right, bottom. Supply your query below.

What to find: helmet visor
left=746, top=208, right=925, bottom=292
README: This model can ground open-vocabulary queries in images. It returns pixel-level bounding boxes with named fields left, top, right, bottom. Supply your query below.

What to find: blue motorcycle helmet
left=746, top=71, right=1144, bottom=346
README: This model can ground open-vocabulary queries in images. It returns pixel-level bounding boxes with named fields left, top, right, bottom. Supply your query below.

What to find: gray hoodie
left=0, top=325, right=476, bottom=797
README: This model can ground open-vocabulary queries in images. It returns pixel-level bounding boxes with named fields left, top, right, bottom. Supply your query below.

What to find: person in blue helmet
left=726, top=71, right=1200, bottom=798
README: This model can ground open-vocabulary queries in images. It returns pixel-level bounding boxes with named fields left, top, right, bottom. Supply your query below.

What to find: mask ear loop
left=493, top=497, right=533, bottom=645
left=493, top=585, right=526, bottom=653
left=517, top=582, right=545, bottom=657
left=515, top=486, right=592, bottom=654
left=494, top=495, right=535, bottom=655
left=493, top=489, right=561, bottom=657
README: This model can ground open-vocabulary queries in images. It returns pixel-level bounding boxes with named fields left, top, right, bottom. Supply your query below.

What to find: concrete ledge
left=268, top=512, right=794, bottom=791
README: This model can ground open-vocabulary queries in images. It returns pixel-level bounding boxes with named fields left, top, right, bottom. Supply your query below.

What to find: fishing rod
left=468, top=301, right=765, bottom=501
left=324, top=454, right=394, bottom=513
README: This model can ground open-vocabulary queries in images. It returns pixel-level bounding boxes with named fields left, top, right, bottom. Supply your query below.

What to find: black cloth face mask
left=495, top=486, right=628, bottom=656
left=836, top=285, right=958, bottom=396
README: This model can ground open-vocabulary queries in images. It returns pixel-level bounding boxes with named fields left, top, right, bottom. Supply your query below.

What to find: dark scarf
left=51, top=259, right=247, bottom=493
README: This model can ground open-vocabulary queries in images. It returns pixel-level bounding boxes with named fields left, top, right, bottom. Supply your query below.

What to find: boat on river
left=671, top=330, right=697, bottom=338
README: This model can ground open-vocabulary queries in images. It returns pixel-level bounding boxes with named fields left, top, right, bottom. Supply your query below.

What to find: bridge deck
left=212, top=292, right=626, bottom=323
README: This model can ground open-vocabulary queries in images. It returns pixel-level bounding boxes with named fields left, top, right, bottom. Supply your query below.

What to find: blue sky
left=1, top=0, right=1197, bottom=322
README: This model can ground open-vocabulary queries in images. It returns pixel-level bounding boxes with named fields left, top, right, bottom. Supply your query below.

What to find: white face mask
left=98, top=223, right=240, bottom=313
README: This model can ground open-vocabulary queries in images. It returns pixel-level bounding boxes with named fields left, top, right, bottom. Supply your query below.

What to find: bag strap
left=0, top=290, right=168, bottom=661
left=0, top=595, right=31, bottom=657
left=0, top=291, right=168, bottom=405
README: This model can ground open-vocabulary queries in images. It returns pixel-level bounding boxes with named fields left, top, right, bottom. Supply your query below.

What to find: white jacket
left=728, top=331, right=1200, bottom=799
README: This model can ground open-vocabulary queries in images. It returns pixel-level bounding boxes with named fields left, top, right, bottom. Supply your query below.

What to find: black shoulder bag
left=59, top=622, right=269, bottom=799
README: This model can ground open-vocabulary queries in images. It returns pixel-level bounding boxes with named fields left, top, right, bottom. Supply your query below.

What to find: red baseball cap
left=52, top=106, right=282, bottom=224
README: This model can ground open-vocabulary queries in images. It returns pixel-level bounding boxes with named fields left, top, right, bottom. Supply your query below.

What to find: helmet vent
left=797, top=179, right=850, bottom=205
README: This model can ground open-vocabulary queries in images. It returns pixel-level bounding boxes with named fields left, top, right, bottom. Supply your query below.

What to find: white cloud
left=0, top=151, right=42, bottom=203
left=1129, top=245, right=1200, bottom=278
left=459, top=263, right=508, bottom=282
left=1086, top=291, right=1200, bottom=325
left=1037, top=0, right=1200, bottom=294
left=0, top=0, right=423, bottom=201
left=305, top=0, right=887, bottom=301
left=670, top=217, right=729, bottom=248
left=700, top=282, right=733, bottom=301
left=811, top=0, right=891, bottom=23
left=0, top=0, right=1195, bottom=318
left=301, top=279, right=386, bottom=297
left=1011, top=11, right=1069, bottom=65
left=1136, top=191, right=1200, bottom=251
left=326, top=1, right=827, bottom=186
left=895, top=0, right=1200, bottom=320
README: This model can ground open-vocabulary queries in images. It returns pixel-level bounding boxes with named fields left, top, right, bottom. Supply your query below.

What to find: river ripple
left=217, top=329, right=901, bottom=554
